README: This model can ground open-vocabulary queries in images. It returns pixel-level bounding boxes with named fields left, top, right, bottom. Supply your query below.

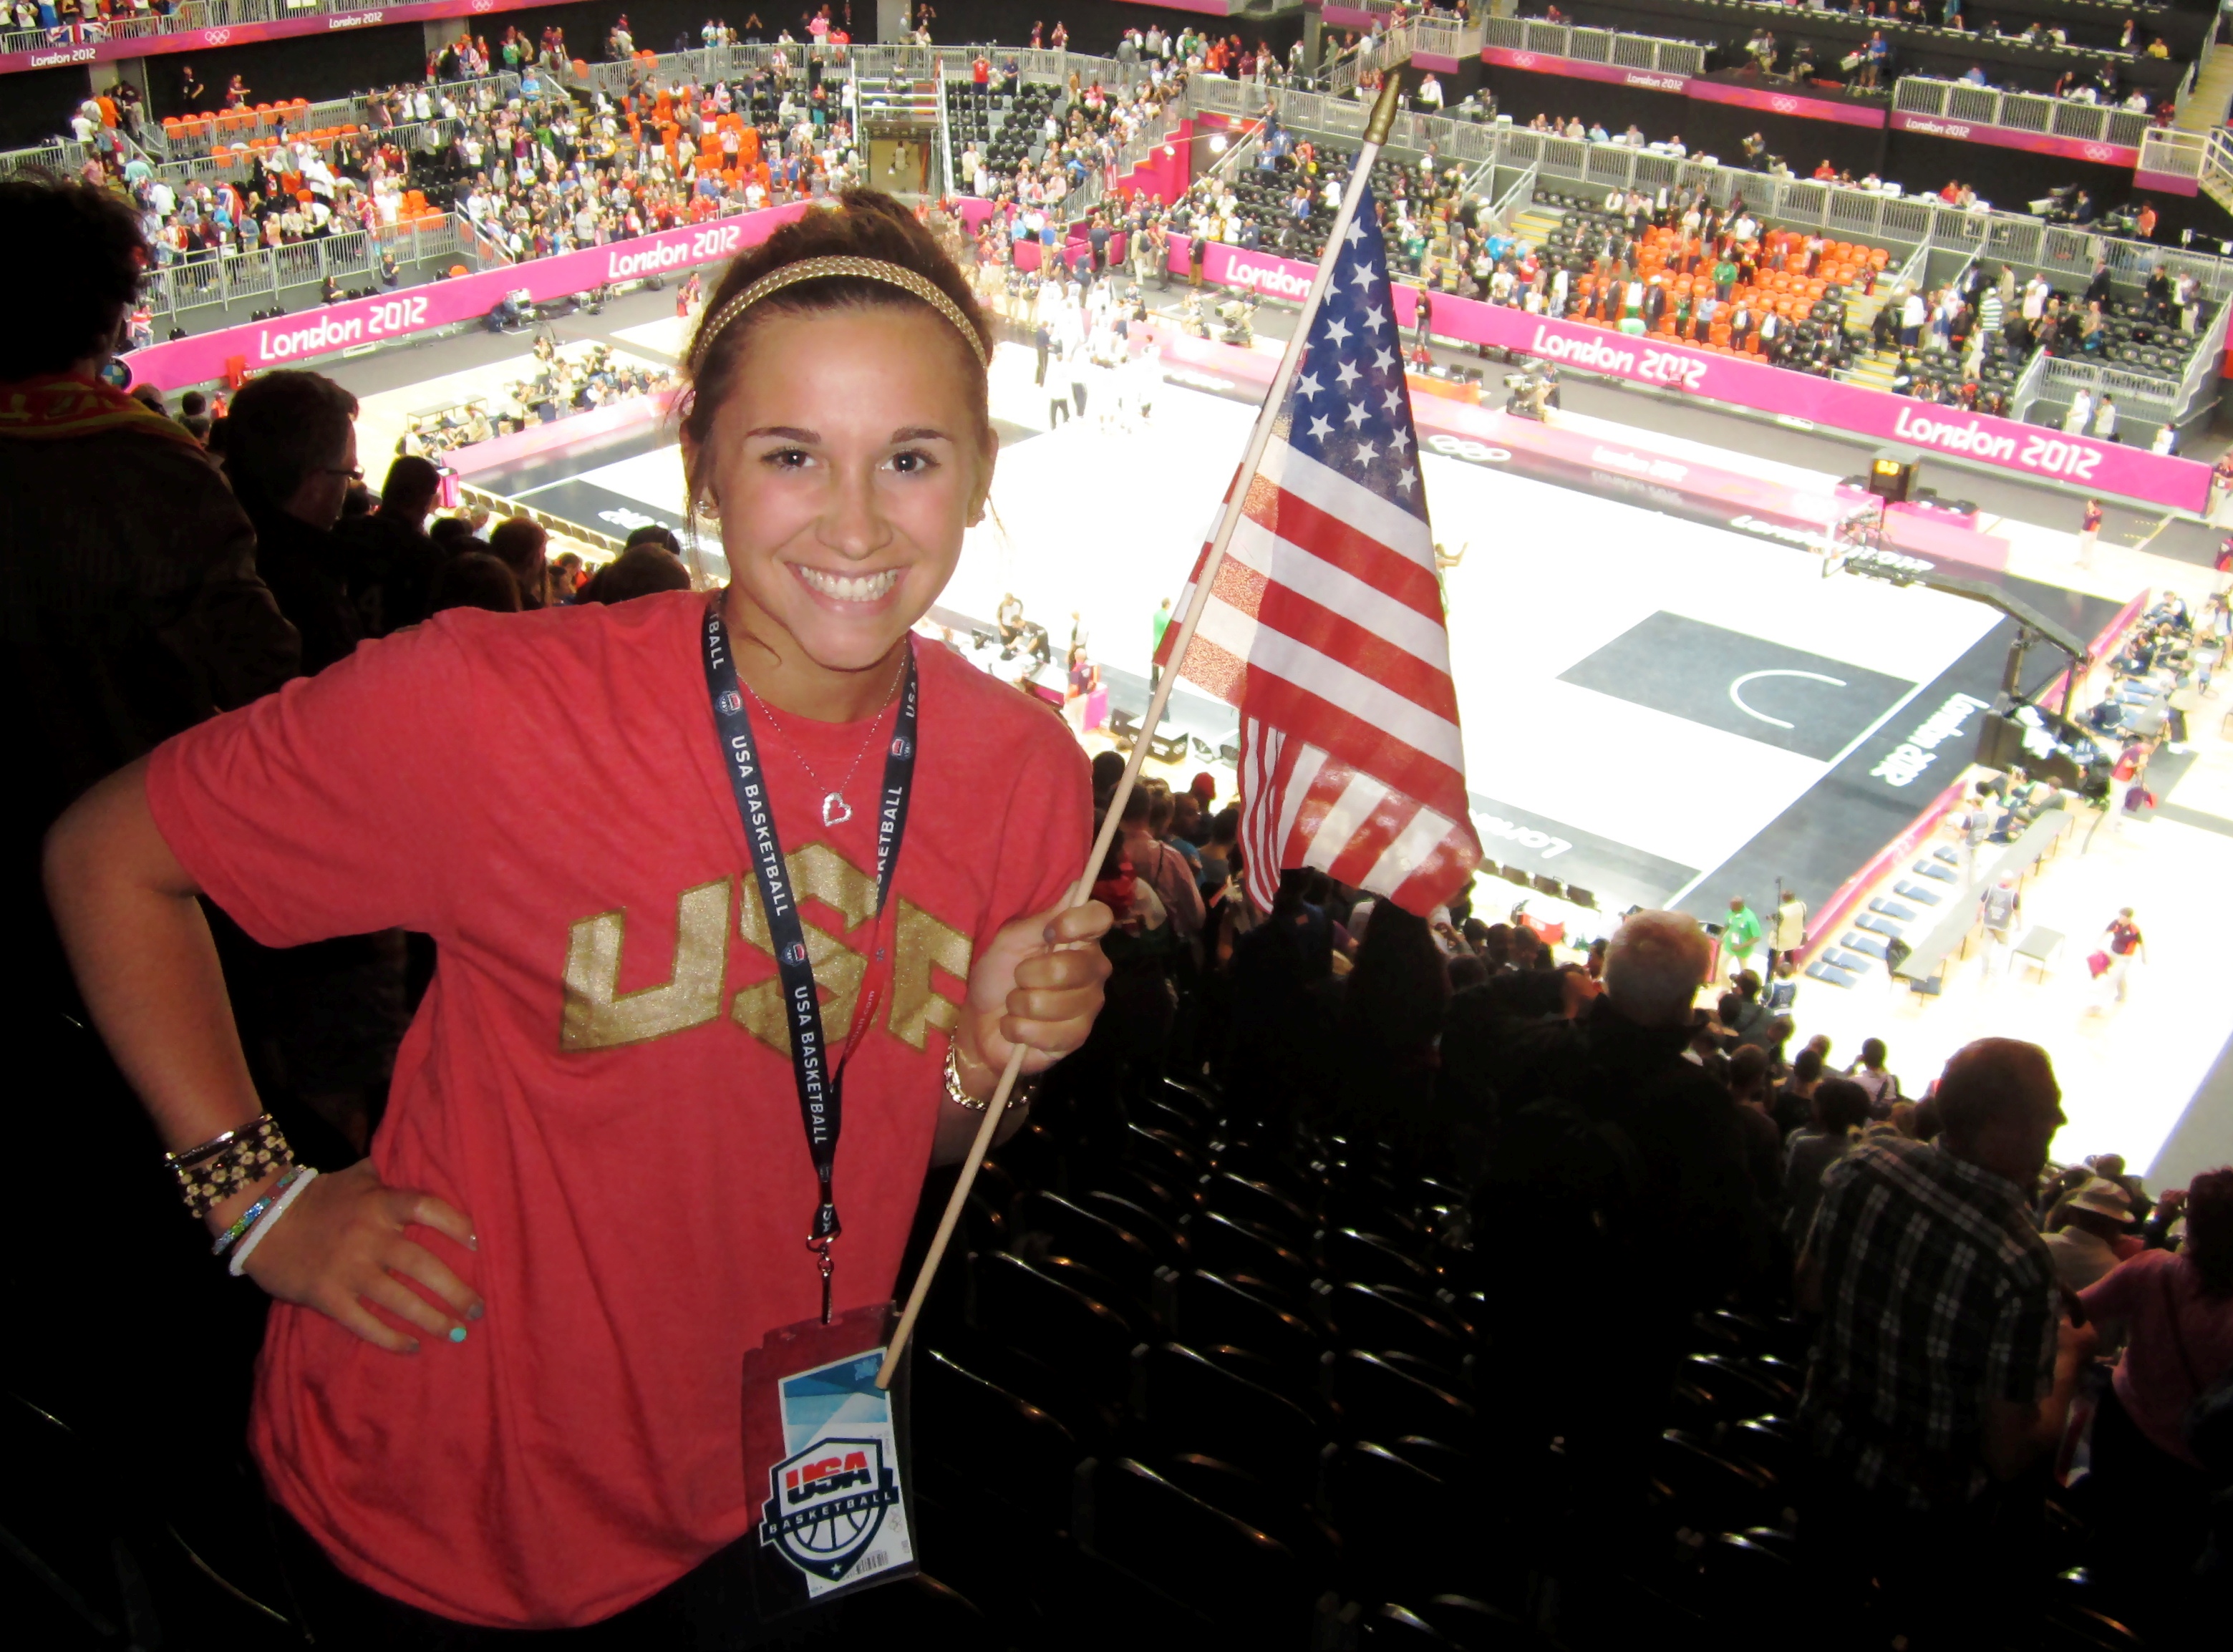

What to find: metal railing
left=2138, top=124, right=2207, bottom=181
left=0, top=137, right=86, bottom=177
left=1229, top=77, right=2232, bottom=417
left=1481, top=16, right=1708, bottom=77
left=2009, top=346, right=2051, bottom=420
left=2177, top=292, right=2233, bottom=407
left=1892, top=76, right=2153, bottom=152
left=0, top=0, right=639, bottom=60
left=142, top=210, right=465, bottom=318
left=1398, top=17, right=1488, bottom=64
left=1226, top=77, right=2233, bottom=300
left=1487, top=162, right=1539, bottom=234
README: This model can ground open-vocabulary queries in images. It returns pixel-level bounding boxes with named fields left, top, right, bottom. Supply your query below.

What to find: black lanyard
left=702, top=601, right=919, bottom=1323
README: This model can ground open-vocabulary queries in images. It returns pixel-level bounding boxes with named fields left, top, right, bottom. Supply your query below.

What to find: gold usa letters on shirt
left=560, top=846, right=972, bottom=1055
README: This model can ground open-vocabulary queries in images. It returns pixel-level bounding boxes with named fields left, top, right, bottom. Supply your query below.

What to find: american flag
left=1157, top=183, right=1481, bottom=917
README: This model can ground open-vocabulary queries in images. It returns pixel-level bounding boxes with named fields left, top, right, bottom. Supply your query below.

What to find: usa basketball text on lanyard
left=702, top=600, right=919, bottom=1323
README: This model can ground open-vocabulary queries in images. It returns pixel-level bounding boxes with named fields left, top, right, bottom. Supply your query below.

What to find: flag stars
left=1390, top=428, right=1413, bottom=454
left=1352, top=441, right=1378, bottom=467
left=1372, top=346, right=1395, bottom=373
left=1344, top=402, right=1370, bottom=429
left=1297, top=371, right=1322, bottom=400
left=1307, top=412, right=1335, bottom=442
left=1363, top=305, right=1387, bottom=334
left=1348, top=262, right=1377, bottom=291
left=1344, top=216, right=1366, bottom=246
left=1381, top=387, right=1404, bottom=414
left=1334, top=357, right=1362, bottom=390
left=1398, top=465, right=1418, bottom=490
left=1322, top=316, right=1352, bottom=346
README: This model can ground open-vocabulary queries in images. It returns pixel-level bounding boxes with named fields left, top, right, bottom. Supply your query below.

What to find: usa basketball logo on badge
left=718, top=689, right=744, bottom=715
left=762, top=1437, right=902, bottom=1581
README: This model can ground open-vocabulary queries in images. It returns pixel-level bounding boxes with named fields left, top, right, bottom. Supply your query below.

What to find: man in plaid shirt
left=1798, top=1039, right=2095, bottom=1640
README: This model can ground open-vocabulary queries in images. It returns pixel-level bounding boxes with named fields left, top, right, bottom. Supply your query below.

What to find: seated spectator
left=1800, top=1039, right=2094, bottom=1638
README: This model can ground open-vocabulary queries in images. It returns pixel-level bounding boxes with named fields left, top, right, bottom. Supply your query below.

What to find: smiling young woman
left=42, top=191, right=1111, bottom=1645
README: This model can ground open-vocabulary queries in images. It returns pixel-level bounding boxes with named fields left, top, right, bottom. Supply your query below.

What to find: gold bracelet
left=944, top=1043, right=1039, bottom=1112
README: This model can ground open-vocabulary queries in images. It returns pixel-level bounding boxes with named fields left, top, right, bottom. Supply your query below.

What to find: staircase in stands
left=2174, top=42, right=2233, bottom=134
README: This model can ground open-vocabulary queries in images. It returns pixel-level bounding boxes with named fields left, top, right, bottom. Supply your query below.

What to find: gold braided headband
left=689, top=255, right=989, bottom=371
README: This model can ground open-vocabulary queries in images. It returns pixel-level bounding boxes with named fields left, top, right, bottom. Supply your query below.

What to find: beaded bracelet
left=230, top=1167, right=319, bottom=1278
left=210, top=1165, right=302, bottom=1257
left=167, top=1114, right=295, bottom=1219
left=943, top=1044, right=1040, bottom=1113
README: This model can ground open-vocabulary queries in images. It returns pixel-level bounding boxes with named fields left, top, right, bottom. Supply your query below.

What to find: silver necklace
left=738, top=653, right=906, bottom=828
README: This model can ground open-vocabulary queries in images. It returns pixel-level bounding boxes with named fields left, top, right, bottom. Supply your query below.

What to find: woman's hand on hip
left=241, top=1159, right=483, bottom=1354
left=956, top=898, right=1114, bottom=1080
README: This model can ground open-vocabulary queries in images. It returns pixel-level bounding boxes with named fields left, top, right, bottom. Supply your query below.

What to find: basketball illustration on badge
left=718, top=689, right=743, bottom=714
left=762, top=1437, right=901, bottom=1581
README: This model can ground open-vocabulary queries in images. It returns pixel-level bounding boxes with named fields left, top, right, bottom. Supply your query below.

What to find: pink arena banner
left=443, top=388, right=675, bottom=478
left=1166, top=238, right=2212, bottom=510
left=1483, top=46, right=1686, bottom=97
left=1483, top=47, right=1886, bottom=128
left=1684, top=77, right=1887, bottom=132
left=2, top=0, right=553, bottom=75
left=123, top=203, right=807, bottom=392
left=2134, top=167, right=2202, bottom=199
left=1321, top=6, right=1381, bottom=28
left=1888, top=110, right=2137, bottom=169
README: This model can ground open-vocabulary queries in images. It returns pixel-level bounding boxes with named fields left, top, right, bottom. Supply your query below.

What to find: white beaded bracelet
left=229, top=1165, right=320, bottom=1278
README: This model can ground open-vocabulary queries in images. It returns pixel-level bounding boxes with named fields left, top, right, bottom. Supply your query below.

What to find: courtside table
left=2013, top=927, right=2063, bottom=986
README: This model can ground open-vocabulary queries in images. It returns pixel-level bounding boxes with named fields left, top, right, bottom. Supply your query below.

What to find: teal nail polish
left=449, top=1326, right=468, bottom=1344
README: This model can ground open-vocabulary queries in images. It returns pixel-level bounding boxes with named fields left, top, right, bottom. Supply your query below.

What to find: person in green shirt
left=1723, top=895, right=1763, bottom=978
left=1150, top=597, right=1171, bottom=694
left=1714, top=256, right=1739, bottom=303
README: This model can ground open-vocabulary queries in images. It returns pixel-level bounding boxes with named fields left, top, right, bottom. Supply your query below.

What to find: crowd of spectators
left=1066, top=752, right=2229, bottom=1640
left=397, top=339, right=679, bottom=459
left=954, top=53, right=1187, bottom=211
left=9, top=155, right=2233, bottom=1646
left=1534, top=1, right=2186, bottom=107
left=72, top=30, right=864, bottom=279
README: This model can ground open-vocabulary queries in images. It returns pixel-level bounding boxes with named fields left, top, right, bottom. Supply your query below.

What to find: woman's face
left=692, top=304, right=991, bottom=685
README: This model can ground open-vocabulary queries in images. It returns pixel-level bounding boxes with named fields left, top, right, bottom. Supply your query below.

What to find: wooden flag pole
left=877, top=70, right=1413, bottom=1389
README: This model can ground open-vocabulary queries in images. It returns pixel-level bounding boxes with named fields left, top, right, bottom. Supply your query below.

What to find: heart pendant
left=821, top=794, right=854, bottom=827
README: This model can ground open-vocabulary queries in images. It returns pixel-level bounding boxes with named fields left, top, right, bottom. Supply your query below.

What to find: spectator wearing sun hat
left=2045, top=1177, right=2138, bottom=1292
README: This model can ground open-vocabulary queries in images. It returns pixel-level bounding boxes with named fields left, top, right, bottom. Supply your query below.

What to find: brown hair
left=2186, top=1169, right=2233, bottom=1294
left=678, top=190, right=994, bottom=517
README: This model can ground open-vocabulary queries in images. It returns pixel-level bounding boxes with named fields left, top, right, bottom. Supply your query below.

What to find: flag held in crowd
left=1157, top=183, right=1481, bottom=918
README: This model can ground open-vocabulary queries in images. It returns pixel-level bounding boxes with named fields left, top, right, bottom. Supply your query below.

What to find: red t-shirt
left=147, top=591, right=1088, bottom=1627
